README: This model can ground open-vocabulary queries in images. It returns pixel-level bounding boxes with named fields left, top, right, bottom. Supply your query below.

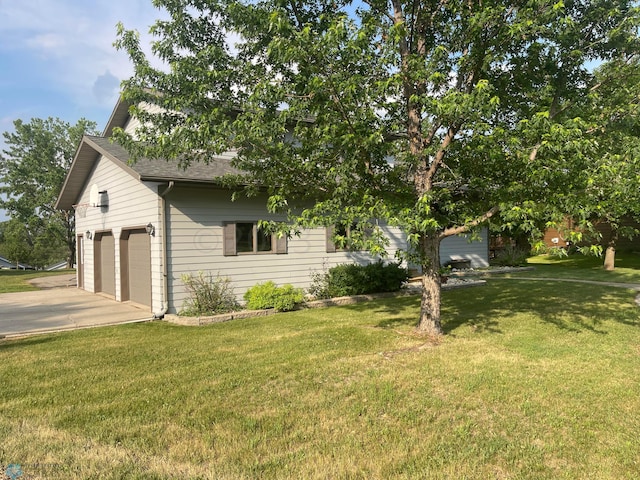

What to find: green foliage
left=180, top=271, right=240, bottom=316
left=115, top=0, right=640, bottom=331
left=0, top=117, right=98, bottom=268
left=490, top=245, right=530, bottom=267
left=243, top=281, right=304, bottom=311
left=310, top=261, right=408, bottom=299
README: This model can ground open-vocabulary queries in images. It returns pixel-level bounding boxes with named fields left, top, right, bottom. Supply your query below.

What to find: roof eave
left=102, top=96, right=132, bottom=137
left=55, top=136, right=142, bottom=211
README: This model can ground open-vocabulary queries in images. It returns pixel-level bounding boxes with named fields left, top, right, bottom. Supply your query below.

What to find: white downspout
left=153, top=181, right=174, bottom=319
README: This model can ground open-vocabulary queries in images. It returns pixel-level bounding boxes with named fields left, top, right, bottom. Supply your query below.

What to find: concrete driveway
left=0, top=274, right=152, bottom=337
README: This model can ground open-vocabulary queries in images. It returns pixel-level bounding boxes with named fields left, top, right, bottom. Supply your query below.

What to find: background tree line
left=0, top=117, right=97, bottom=269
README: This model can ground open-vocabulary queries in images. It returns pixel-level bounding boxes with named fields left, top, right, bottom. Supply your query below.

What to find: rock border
left=165, top=278, right=486, bottom=327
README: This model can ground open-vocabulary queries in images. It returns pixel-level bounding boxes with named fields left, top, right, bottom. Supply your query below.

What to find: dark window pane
left=236, top=223, right=254, bottom=253
left=257, top=227, right=272, bottom=252
left=335, top=223, right=348, bottom=238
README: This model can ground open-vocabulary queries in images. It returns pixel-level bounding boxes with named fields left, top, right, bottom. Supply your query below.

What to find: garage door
left=121, top=229, right=151, bottom=307
left=95, top=231, right=115, bottom=296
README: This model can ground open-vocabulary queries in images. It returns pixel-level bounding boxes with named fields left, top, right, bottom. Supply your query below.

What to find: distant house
left=56, top=98, right=489, bottom=316
left=0, top=256, right=30, bottom=270
left=0, top=256, right=14, bottom=269
left=45, top=261, right=69, bottom=271
left=542, top=217, right=640, bottom=250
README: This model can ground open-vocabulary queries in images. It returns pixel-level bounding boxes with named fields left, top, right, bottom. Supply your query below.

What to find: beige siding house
left=56, top=99, right=489, bottom=316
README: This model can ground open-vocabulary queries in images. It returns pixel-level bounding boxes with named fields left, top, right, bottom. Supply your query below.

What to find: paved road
left=0, top=275, right=152, bottom=337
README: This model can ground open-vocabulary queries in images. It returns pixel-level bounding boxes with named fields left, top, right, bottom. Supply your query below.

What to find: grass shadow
left=441, top=279, right=638, bottom=335
left=338, top=279, right=640, bottom=337
left=0, top=334, right=62, bottom=351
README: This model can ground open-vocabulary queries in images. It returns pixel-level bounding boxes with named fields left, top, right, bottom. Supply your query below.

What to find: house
left=0, top=255, right=30, bottom=270
left=542, top=217, right=640, bottom=250
left=45, top=260, right=69, bottom=271
left=0, top=256, right=16, bottom=269
left=55, top=98, right=489, bottom=316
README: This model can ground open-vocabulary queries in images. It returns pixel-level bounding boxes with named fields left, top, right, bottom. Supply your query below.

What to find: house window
left=326, top=223, right=368, bottom=253
left=223, top=222, right=287, bottom=256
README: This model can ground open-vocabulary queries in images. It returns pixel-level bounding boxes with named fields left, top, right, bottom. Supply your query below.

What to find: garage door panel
left=127, top=231, right=151, bottom=307
left=96, top=232, right=115, bottom=296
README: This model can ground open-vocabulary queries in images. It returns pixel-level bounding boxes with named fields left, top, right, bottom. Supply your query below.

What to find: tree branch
left=425, top=124, right=459, bottom=189
left=441, top=205, right=500, bottom=238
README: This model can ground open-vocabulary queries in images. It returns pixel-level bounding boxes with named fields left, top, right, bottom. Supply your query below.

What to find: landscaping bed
left=167, top=275, right=487, bottom=326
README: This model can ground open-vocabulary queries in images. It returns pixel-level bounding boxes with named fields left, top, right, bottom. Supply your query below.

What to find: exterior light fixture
left=146, top=223, right=155, bottom=236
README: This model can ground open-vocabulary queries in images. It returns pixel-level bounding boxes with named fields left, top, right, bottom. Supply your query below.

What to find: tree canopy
left=0, top=117, right=98, bottom=268
left=115, top=0, right=640, bottom=334
left=571, top=58, right=640, bottom=270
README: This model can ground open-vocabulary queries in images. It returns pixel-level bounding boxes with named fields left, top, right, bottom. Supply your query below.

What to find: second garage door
left=120, top=229, right=151, bottom=308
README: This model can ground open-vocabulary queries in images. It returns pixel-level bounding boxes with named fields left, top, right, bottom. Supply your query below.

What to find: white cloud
left=0, top=0, right=168, bottom=110
left=26, top=33, right=68, bottom=52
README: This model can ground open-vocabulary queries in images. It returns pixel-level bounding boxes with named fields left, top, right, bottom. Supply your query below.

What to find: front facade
left=57, top=99, right=489, bottom=316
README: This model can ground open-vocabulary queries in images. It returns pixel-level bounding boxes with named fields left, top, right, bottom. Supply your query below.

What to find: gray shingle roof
left=56, top=135, right=243, bottom=210
left=86, top=136, right=242, bottom=182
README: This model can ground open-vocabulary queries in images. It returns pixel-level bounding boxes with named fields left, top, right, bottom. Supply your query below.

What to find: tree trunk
left=67, top=240, right=76, bottom=269
left=603, top=229, right=617, bottom=271
left=604, top=245, right=616, bottom=270
left=416, top=233, right=443, bottom=336
left=65, top=210, right=75, bottom=269
left=514, top=232, right=531, bottom=253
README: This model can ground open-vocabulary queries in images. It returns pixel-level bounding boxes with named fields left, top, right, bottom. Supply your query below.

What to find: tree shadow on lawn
left=353, top=280, right=640, bottom=335
left=0, top=334, right=62, bottom=351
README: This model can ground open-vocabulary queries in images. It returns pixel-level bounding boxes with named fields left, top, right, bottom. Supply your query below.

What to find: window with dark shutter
left=223, top=221, right=287, bottom=255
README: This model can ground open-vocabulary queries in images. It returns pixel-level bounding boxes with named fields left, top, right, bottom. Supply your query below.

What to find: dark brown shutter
left=325, top=226, right=336, bottom=253
left=223, top=223, right=236, bottom=256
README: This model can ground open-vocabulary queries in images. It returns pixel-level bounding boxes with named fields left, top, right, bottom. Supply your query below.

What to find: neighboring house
left=0, top=256, right=15, bottom=269
left=45, top=261, right=69, bottom=271
left=56, top=98, right=489, bottom=315
left=542, top=217, right=640, bottom=250
left=0, top=256, right=30, bottom=270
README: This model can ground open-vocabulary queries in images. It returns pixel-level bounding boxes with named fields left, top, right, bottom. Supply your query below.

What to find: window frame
left=223, top=221, right=287, bottom=256
left=326, top=223, right=371, bottom=253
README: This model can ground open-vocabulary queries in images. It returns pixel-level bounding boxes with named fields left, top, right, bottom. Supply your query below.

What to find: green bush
left=490, top=245, right=530, bottom=267
left=180, top=271, right=240, bottom=316
left=244, top=281, right=304, bottom=311
left=309, top=261, right=409, bottom=299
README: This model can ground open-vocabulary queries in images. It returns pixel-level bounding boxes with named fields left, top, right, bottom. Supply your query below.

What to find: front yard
left=0, top=269, right=74, bottom=294
left=1, top=261, right=640, bottom=478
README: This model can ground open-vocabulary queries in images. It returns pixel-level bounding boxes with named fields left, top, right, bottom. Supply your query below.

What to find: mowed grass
left=0, top=269, right=75, bottom=293
left=502, top=252, right=640, bottom=284
left=2, top=280, right=640, bottom=479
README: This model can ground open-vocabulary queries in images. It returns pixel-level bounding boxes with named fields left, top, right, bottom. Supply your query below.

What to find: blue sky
left=0, top=0, right=168, bottom=221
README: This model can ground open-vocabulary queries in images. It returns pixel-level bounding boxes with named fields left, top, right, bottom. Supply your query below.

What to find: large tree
left=115, top=0, right=640, bottom=335
left=0, top=117, right=98, bottom=268
left=572, top=58, right=640, bottom=270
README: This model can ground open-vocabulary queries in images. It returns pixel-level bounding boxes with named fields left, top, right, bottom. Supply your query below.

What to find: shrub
left=490, top=245, right=530, bottom=266
left=309, top=261, right=409, bottom=299
left=244, top=281, right=304, bottom=312
left=180, top=271, right=240, bottom=316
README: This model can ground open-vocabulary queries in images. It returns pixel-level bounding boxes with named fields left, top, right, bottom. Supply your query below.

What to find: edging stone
left=165, top=279, right=486, bottom=326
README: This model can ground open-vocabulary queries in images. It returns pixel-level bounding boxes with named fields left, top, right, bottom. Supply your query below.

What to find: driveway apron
left=0, top=277, right=151, bottom=336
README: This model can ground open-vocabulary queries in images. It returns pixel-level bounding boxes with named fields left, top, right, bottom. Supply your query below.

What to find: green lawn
left=497, top=252, right=640, bottom=284
left=2, top=279, right=640, bottom=478
left=0, top=269, right=75, bottom=293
